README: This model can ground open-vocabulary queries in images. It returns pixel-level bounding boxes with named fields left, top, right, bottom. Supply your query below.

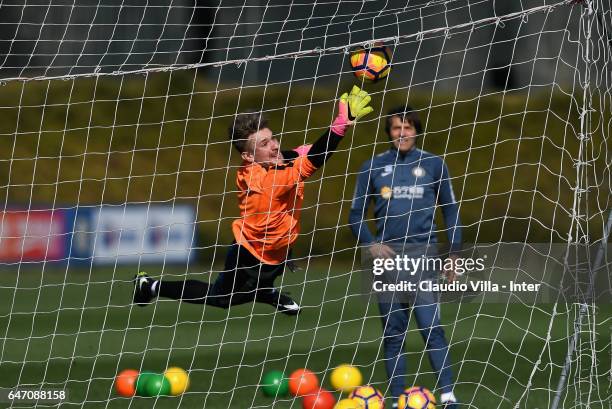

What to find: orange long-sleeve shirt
left=231, top=155, right=318, bottom=264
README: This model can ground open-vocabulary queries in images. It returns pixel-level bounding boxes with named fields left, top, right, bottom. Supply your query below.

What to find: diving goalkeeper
left=133, top=86, right=373, bottom=315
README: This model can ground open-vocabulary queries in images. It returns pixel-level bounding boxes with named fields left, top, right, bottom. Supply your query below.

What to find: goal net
left=0, top=0, right=610, bottom=408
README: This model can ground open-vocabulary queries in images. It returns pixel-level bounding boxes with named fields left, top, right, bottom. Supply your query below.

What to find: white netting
left=0, top=0, right=610, bottom=408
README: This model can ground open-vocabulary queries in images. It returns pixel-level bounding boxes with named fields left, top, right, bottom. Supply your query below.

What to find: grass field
left=0, top=263, right=610, bottom=409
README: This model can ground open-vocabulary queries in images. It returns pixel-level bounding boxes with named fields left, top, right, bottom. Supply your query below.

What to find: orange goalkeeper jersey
left=232, top=155, right=319, bottom=265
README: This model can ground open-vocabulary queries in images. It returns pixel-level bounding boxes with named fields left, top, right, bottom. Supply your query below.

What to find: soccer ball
left=349, top=43, right=392, bottom=82
left=349, top=385, right=385, bottom=409
left=397, top=386, right=436, bottom=409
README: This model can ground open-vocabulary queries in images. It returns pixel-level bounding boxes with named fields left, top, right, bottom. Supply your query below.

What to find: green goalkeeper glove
left=332, top=86, right=373, bottom=135
left=344, top=85, right=374, bottom=121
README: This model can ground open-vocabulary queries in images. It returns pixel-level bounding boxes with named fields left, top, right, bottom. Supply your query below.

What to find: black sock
left=158, top=280, right=210, bottom=304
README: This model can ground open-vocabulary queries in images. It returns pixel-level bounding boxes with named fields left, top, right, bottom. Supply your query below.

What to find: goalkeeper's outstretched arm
left=285, top=86, right=373, bottom=168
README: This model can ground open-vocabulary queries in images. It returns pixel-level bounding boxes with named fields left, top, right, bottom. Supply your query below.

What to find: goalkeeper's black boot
left=256, top=289, right=301, bottom=316
left=133, top=272, right=156, bottom=306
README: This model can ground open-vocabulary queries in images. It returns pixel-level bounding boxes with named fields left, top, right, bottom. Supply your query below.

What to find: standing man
left=349, top=106, right=461, bottom=408
left=133, top=86, right=373, bottom=315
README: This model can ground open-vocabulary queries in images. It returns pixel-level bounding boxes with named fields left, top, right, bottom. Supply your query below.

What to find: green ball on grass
left=135, top=372, right=157, bottom=396
left=261, top=370, right=289, bottom=397
left=144, top=374, right=172, bottom=396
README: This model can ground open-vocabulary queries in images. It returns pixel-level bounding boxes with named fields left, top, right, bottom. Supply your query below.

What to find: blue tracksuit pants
left=379, top=294, right=454, bottom=398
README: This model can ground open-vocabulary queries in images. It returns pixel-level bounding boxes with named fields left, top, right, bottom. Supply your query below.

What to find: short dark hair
left=385, top=106, right=423, bottom=136
left=228, top=111, right=269, bottom=153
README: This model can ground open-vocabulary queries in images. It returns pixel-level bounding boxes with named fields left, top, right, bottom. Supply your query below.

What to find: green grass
left=0, top=264, right=610, bottom=408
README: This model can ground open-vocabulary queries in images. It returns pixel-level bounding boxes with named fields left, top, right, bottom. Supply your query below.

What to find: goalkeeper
left=133, top=86, right=373, bottom=315
left=349, top=106, right=461, bottom=408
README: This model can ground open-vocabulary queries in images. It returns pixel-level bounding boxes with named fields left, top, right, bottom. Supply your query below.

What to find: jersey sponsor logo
left=380, top=186, right=393, bottom=199
left=412, top=166, right=426, bottom=177
left=381, top=165, right=394, bottom=177
left=393, top=185, right=424, bottom=199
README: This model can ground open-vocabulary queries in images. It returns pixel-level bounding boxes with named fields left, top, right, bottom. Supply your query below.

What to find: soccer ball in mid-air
left=349, top=43, right=392, bottom=82
left=349, top=385, right=385, bottom=408
left=397, top=386, right=436, bottom=409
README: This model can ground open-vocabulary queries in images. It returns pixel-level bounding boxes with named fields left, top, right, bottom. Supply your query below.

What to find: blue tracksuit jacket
left=349, top=146, right=462, bottom=252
